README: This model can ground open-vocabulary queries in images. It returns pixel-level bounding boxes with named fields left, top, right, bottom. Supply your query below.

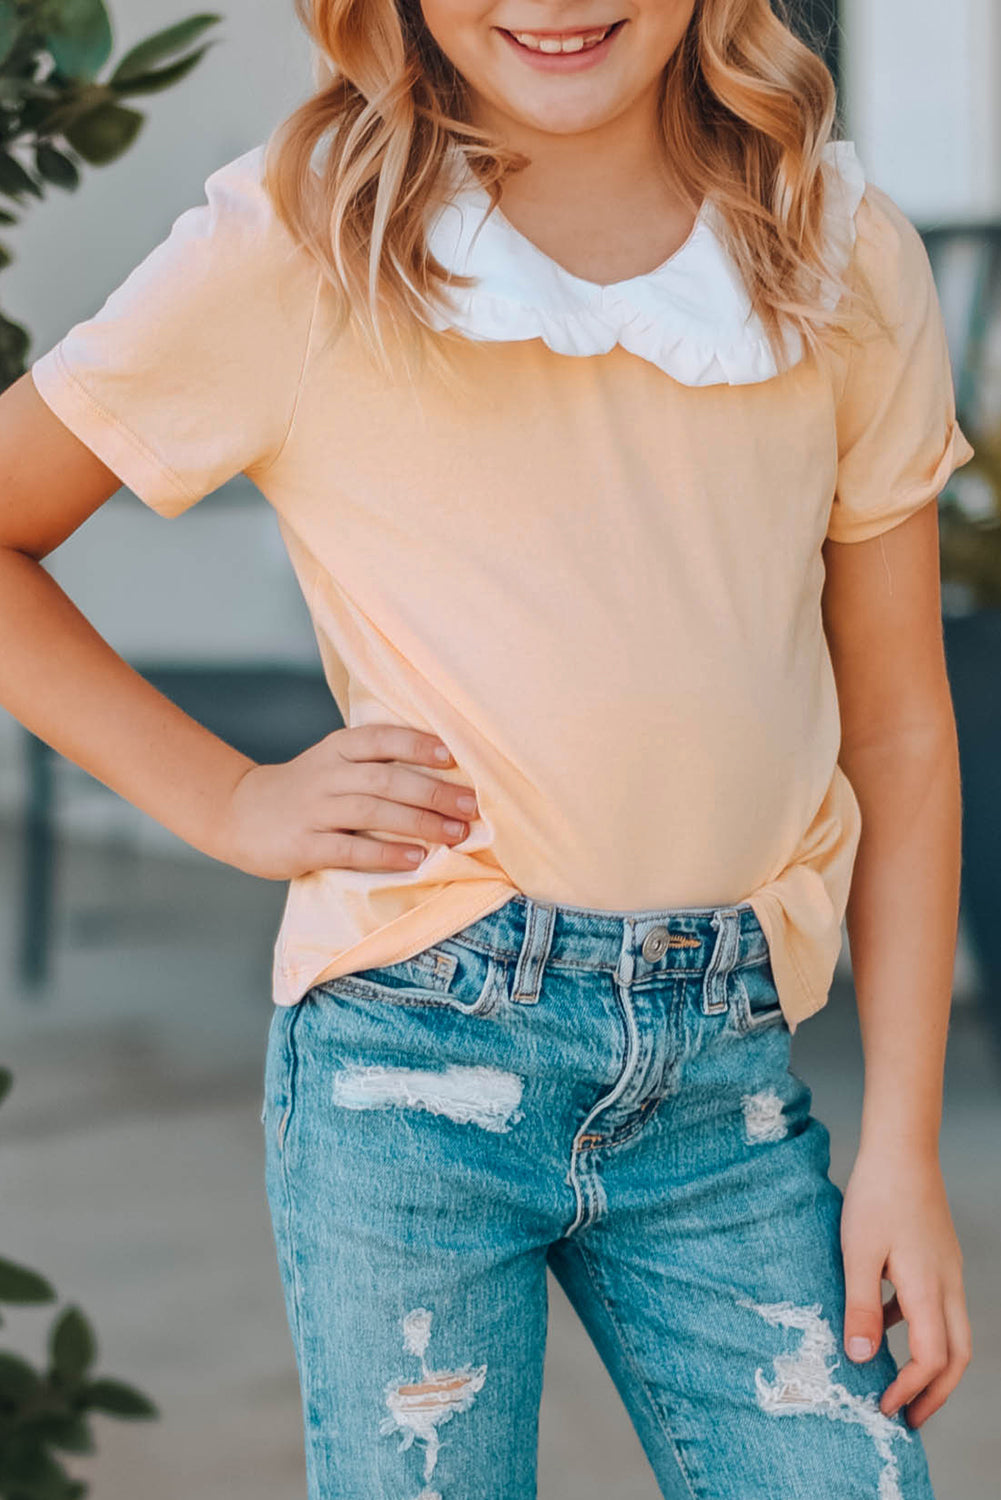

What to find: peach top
left=30, top=140, right=973, bottom=1027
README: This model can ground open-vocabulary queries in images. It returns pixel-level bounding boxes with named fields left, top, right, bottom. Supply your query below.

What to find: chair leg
left=19, top=734, right=55, bottom=993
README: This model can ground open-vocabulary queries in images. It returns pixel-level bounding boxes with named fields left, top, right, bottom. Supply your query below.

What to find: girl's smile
left=419, top=2, right=696, bottom=138
left=497, top=17, right=627, bottom=71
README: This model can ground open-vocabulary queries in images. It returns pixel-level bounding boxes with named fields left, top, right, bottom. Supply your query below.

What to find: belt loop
left=702, top=907, right=741, bottom=1015
left=510, top=898, right=556, bottom=1005
left=614, top=920, right=636, bottom=990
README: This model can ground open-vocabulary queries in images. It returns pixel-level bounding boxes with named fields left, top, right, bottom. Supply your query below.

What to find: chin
left=496, top=88, right=627, bottom=136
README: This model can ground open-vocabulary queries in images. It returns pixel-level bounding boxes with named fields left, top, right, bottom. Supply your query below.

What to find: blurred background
left=0, top=1, right=999, bottom=1496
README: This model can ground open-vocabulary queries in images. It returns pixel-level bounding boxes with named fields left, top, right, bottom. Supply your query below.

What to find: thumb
left=842, top=1243, right=886, bottom=1363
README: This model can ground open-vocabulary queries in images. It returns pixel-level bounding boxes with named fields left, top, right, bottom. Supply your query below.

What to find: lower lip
left=497, top=20, right=625, bottom=72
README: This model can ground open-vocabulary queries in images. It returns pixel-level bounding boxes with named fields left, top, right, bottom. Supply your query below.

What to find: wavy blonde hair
left=263, top=0, right=869, bottom=376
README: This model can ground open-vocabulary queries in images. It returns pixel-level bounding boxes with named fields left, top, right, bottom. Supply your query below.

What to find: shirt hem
left=271, top=879, right=519, bottom=1007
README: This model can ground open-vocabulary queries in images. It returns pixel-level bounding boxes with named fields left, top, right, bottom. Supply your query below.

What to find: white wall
left=842, top=0, right=1001, bottom=221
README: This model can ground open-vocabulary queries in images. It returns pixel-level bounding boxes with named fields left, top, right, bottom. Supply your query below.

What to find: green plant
left=0, top=0, right=222, bottom=388
left=0, top=1066, right=159, bottom=1500
left=939, top=442, right=1001, bottom=613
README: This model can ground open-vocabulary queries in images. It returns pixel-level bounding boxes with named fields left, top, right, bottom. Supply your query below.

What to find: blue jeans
left=262, top=893, right=934, bottom=1499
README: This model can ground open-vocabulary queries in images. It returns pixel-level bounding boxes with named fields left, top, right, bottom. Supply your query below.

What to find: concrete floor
left=1, top=822, right=999, bottom=1498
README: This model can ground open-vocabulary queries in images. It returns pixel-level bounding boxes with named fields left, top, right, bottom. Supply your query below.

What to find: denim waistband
left=450, top=892, right=770, bottom=1006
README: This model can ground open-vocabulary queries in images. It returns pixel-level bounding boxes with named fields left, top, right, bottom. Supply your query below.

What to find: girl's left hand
left=840, top=1148, right=971, bottom=1428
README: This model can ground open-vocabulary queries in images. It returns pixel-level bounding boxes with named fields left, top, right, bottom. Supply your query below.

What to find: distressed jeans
left=261, top=892, right=935, bottom=1500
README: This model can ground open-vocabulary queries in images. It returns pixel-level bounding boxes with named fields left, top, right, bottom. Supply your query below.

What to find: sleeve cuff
left=30, top=343, right=198, bottom=520
left=826, top=419, right=976, bottom=544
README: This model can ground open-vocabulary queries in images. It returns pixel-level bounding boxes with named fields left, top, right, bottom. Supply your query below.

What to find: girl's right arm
left=0, top=374, right=477, bottom=879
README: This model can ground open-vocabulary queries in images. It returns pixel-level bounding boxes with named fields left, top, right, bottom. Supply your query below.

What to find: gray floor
left=1, top=823, right=998, bottom=1498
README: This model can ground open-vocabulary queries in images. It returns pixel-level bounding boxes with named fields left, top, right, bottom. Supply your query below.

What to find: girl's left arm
left=822, top=494, right=972, bottom=1429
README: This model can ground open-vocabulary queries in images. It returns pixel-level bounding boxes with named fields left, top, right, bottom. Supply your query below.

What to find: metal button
left=641, top=926, right=670, bottom=963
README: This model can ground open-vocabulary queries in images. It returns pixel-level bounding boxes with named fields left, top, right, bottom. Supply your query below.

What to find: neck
left=463, top=81, right=700, bottom=285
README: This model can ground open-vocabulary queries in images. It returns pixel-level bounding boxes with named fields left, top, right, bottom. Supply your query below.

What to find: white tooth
left=510, top=25, right=611, bottom=53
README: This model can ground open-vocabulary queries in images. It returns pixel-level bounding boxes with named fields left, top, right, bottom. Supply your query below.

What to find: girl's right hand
left=213, top=724, right=478, bottom=880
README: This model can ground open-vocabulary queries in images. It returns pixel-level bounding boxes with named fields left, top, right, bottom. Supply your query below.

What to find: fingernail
left=405, top=848, right=424, bottom=863
left=847, top=1337, right=874, bottom=1361
left=456, top=795, right=477, bottom=814
left=443, top=820, right=465, bottom=837
left=434, top=745, right=452, bottom=762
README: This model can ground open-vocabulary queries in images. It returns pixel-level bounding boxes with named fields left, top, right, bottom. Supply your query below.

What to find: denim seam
left=574, top=1239, right=702, bottom=1500
left=586, top=1095, right=664, bottom=1153
left=277, top=1003, right=312, bottom=1456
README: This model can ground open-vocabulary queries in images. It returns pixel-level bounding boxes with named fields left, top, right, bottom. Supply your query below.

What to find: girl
left=0, top=0, right=973, bottom=1495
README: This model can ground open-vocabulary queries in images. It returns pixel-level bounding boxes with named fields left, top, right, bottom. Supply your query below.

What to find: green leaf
left=0, top=149, right=43, bottom=201
left=62, top=101, right=142, bottom=165
left=34, top=143, right=80, bottom=189
left=0, top=1438, right=74, bottom=1497
left=0, top=209, right=17, bottom=225
left=0, top=311, right=31, bottom=390
left=0, top=0, right=19, bottom=69
left=49, top=1306, right=96, bottom=1385
left=21, top=1411, right=95, bottom=1454
left=0, top=310, right=30, bottom=384
left=110, top=42, right=217, bottom=99
left=0, top=1350, right=41, bottom=1400
left=41, top=0, right=113, bottom=83
left=82, top=1376, right=158, bottom=1419
left=0, top=1064, right=12, bottom=1105
left=29, top=81, right=110, bottom=142
left=0, top=1255, right=57, bottom=1304
left=109, top=14, right=221, bottom=83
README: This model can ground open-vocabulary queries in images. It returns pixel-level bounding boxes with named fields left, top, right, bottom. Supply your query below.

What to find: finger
left=902, top=1291, right=972, bottom=1429
left=842, top=1243, right=886, bottom=1363
left=305, top=830, right=429, bottom=873
left=339, top=761, right=478, bottom=821
left=880, top=1288, right=949, bottom=1418
left=325, top=791, right=469, bottom=846
left=337, top=723, right=455, bottom=768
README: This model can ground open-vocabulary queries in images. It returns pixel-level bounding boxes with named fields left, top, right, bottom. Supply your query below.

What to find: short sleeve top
left=30, top=139, right=974, bottom=1028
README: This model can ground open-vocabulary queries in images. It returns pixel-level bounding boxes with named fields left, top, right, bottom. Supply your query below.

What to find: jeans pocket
left=310, top=934, right=507, bottom=1017
left=732, top=955, right=789, bottom=1034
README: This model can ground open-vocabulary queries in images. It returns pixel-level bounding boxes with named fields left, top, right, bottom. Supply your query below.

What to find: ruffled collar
left=424, top=140, right=867, bottom=387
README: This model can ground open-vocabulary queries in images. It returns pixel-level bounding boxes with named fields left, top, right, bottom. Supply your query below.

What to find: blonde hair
left=263, top=0, right=868, bottom=375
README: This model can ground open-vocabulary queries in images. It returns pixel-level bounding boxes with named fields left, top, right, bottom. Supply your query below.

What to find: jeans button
left=641, top=926, right=670, bottom=962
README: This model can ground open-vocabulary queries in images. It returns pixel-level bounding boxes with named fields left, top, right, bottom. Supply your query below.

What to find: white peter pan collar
left=424, top=139, right=867, bottom=387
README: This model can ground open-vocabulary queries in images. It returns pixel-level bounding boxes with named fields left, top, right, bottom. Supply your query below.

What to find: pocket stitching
left=313, top=950, right=502, bottom=1017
